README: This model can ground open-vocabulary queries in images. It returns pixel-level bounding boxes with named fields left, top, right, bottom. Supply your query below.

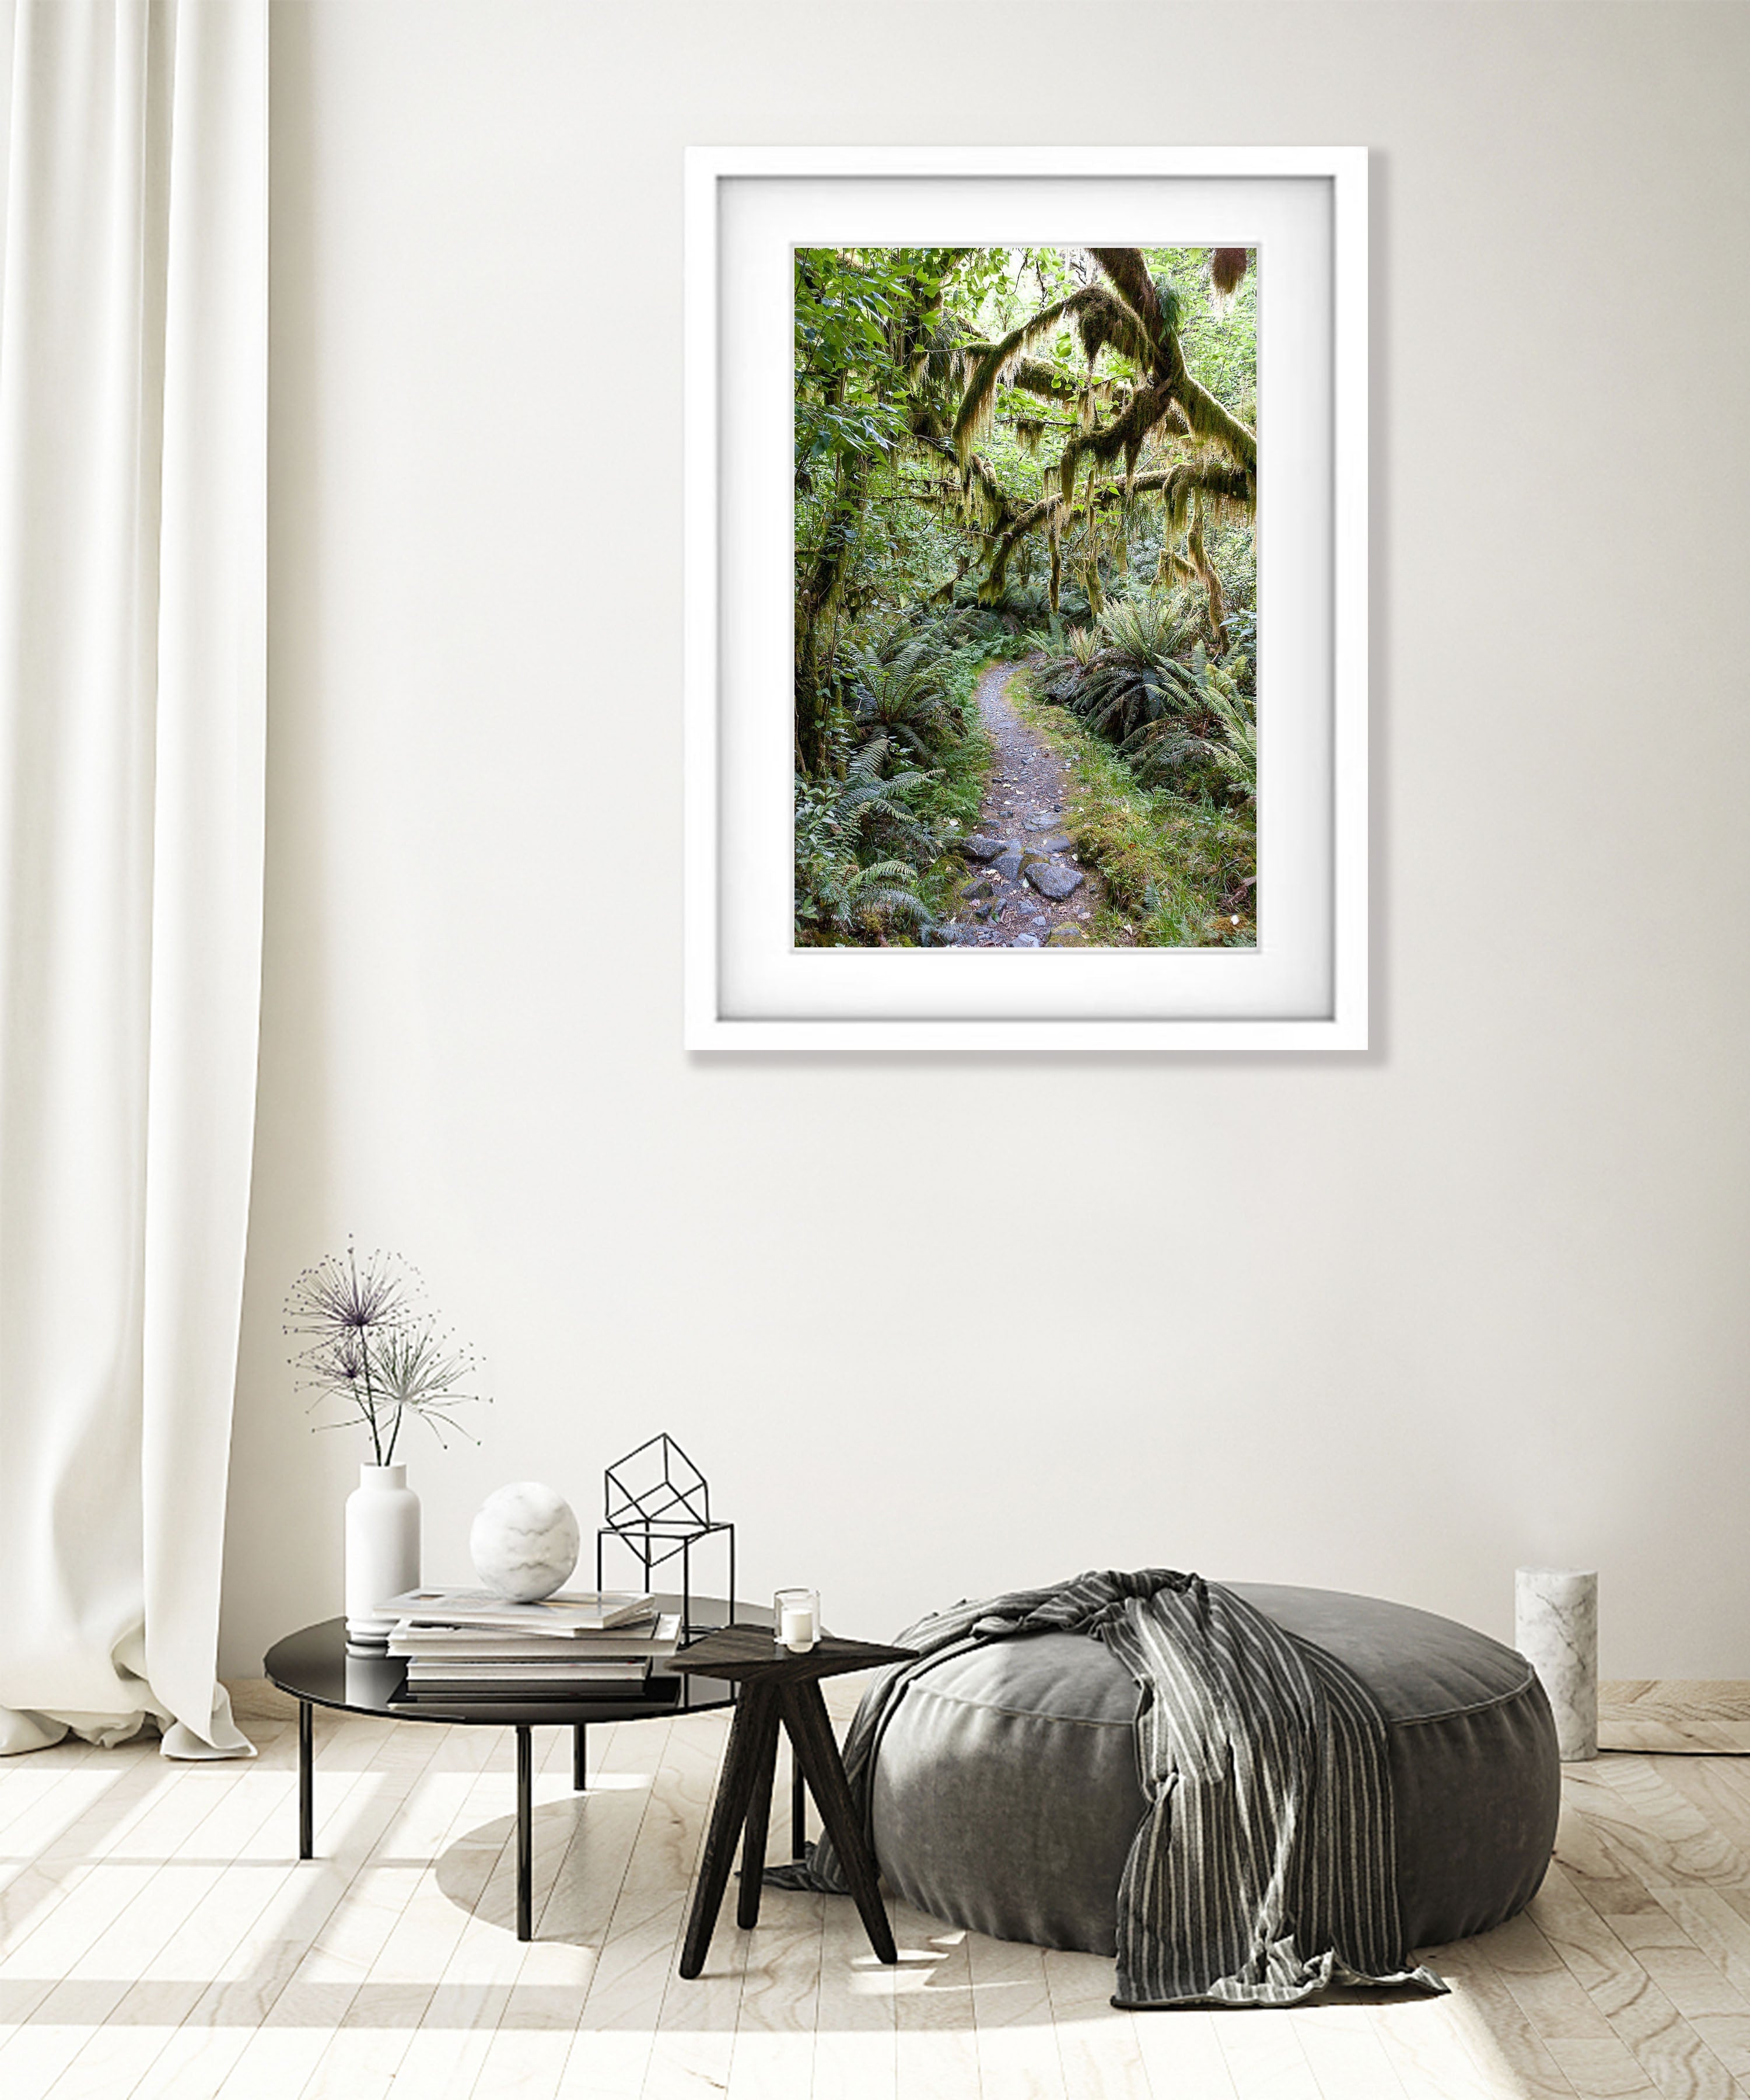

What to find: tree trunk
left=794, top=460, right=866, bottom=778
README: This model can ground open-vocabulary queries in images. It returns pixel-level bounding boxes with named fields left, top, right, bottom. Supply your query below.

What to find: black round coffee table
left=265, top=1593, right=778, bottom=1940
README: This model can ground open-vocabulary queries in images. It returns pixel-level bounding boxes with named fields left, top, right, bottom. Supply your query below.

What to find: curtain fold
left=0, top=0, right=267, bottom=1759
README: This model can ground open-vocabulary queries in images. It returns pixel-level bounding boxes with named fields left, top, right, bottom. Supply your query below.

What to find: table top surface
left=264, top=1596, right=765, bottom=1726
left=671, top=1626, right=916, bottom=1684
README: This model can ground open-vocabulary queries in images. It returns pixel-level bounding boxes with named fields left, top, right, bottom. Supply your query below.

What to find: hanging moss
left=951, top=284, right=1152, bottom=463
left=1209, top=249, right=1251, bottom=316
left=951, top=289, right=1094, bottom=462
left=974, top=460, right=1252, bottom=608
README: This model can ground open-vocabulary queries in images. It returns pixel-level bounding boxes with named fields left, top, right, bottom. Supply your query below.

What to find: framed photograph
left=684, top=147, right=1367, bottom=1051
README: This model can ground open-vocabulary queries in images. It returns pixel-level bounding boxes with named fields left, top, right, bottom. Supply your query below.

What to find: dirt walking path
left=941, top=664, right=1107, bottom=947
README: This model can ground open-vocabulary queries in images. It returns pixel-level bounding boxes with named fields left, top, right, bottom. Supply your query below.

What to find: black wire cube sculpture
left=596, top=1433, right=734, bottom=1640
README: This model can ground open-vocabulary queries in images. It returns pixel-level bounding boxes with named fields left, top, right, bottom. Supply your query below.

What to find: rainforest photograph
left=794, top=243, right=1258, bottom=951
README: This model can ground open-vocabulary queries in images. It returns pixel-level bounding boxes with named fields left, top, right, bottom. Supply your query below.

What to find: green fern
left=793, top=733, right=946, bottom=946
left=1033, top=592, right=1256, bottom=804
left=842, top=634, right=960, bottom=761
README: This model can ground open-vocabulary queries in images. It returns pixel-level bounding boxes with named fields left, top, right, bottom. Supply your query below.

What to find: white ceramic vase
left=345, top=1462, right=421, bottom=1646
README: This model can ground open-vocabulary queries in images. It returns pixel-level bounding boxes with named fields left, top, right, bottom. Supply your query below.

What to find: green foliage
left=794, top=247, right=944, bottom=481
left=1035, top=586, right=1257, bottom=808
left=841, top=628, right=963, bottom=761
left=1011, top=673, right=1256, bottom=948
left=1037, top=590, right=1201, bottom=740
left=792, top=244, right=1259, bottom=947
left=793, top=617, right=998, bottom=946
left=793, top=766, right=933, bottom=946
left=1147, top=244, right=1258, bottom=426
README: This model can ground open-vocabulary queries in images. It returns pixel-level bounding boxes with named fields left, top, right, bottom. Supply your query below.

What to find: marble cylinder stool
left=1516, top=1567, right=1598, bottom=1762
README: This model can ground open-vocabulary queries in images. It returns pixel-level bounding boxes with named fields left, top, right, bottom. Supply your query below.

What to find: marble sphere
left=469, top=1482, right=580, bottom=1603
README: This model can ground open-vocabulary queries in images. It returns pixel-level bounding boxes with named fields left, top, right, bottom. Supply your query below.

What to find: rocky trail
left=941, top=663, right=1109, bottom=948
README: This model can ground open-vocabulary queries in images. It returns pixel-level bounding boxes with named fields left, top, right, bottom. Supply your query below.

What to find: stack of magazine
left=379, top=1588, right=681, bottom=1708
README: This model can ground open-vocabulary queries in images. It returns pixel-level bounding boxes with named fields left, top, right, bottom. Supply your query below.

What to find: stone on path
left=993, top=846, right=1026, bottom=881
left=1012, top=933, right=1042, bottom=947
left=1046, top=923, right=1087, bottom=947
left=1038, top=833, right=1074, bottom=855
left=958, top=836, right=1005, bottom=862
left=1026, top=860, right=1084, bottom=901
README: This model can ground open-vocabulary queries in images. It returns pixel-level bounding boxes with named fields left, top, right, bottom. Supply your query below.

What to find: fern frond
left=850, top=860, right=921, bottom=891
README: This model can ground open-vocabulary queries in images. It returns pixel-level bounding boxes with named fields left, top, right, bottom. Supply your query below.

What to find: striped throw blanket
left=771, top=1569, right=1447, bottom=2009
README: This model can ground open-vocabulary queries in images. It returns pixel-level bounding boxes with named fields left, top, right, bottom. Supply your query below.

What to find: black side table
left=670, top=1626, right=915, bottom=1979
left=264, top=1600, right=752, bottom=1944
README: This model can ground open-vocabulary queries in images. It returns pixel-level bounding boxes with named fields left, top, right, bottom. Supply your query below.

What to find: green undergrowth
left=1009, top=669, right=1256, bottom=947
left=914, top=650, right=998, bottom=923
left=794, top=629, right=1006, bottom=947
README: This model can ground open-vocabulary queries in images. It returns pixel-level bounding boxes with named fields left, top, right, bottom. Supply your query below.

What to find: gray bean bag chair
left=868, top=1582, right=1559, bottom=1957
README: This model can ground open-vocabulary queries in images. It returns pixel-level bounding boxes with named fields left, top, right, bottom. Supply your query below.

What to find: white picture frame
left=684, top=146, right=1367, bottom=1052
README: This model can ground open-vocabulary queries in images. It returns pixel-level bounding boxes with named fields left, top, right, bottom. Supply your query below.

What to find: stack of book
left=378, top=1588, right=682, bottom=1707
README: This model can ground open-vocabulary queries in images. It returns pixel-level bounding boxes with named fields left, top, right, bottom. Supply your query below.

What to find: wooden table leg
left=735, top=1694, right=783, bottom=1930
left=516, top=1726, right=533, bottom=1942
left=298, top=1701, right=313, bottom=1860
left=679, top=1683, right=774, bottom=1979
left=791, top=1753, right=806, bottom=1861
left=781, top=1683, right=897, bottom=1964
left=573, top=1723, right=587, bottom=1793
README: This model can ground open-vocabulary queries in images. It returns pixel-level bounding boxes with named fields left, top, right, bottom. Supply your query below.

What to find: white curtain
left=0, top=0, right=266, bottom=1758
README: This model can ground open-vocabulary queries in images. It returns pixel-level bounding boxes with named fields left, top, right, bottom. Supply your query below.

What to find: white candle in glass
left=775, top=1587, right=819, bottom=1651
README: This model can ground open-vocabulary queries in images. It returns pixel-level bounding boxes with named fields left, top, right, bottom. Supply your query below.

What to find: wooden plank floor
left=4, top=1680, right=1750, bottom=2099
left=1601, top=1684, right=1750, bottom=1755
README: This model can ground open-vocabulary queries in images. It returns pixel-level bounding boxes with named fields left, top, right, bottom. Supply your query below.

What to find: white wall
left=220, top=0, right=1750, bottom=1681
